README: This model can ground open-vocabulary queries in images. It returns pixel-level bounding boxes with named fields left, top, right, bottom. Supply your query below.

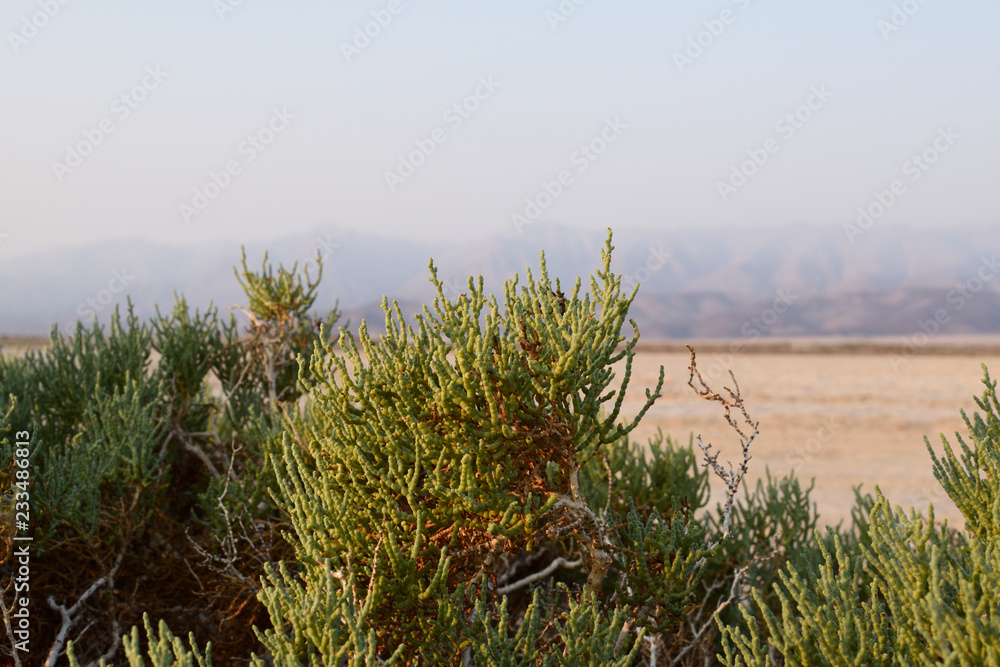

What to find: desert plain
left=617, top=339, right=1000, bottom=530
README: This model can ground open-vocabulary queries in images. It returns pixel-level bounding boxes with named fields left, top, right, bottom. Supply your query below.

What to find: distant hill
left=1, top=222, right=998, bottom=340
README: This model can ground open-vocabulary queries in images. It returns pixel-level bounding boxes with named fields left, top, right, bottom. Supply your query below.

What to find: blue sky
left=1, top=0, right=997, bottom=257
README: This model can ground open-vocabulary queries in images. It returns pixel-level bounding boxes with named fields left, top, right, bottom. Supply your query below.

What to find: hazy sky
left=1, top=0, right=997, bottom=257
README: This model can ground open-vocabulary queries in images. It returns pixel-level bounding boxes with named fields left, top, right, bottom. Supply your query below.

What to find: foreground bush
left=0, top=229, right=997, bottom=665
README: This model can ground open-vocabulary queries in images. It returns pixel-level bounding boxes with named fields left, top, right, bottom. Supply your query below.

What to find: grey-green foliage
left=719, top=364, right=1000, bottom=666
left=578, top=429, right=710, bottom=523
left=36, top=375, right=167, bottom=542
left=68, top=612, right=213, bottom=667
left=11, top=306, right=166, bottom=548
left=32, top=304, right=155, bottom=443
left=607, top=496, right=711, bottom=632
left=709, top=468, right=830, bottom=628
left=0, top=251, right=338, bottom=661
left=151, top=294, right=234, bottom=434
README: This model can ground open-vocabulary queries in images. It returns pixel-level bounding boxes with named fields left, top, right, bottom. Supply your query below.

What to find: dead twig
left=496, top=556, right=583, bottom=597
left=686, top=345, right=758, bottom=544
left=44, top=546, right=127, bottom=667
left=0, top=577, right=23, bottom=667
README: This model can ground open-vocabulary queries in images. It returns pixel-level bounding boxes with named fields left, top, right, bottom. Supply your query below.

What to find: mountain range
left=1, top=222, right=998, bottom=341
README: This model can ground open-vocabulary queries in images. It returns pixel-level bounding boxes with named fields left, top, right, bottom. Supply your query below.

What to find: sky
left=1, top=0, right=997, bottom=258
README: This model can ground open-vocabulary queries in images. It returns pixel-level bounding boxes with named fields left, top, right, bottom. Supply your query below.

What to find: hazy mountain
left=1, top=223, right=998, bottom=339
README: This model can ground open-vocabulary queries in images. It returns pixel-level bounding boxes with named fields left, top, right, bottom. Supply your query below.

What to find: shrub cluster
left=0, top=230, right=997, bottom=665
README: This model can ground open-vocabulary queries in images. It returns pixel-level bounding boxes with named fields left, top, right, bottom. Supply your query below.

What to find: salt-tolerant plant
left=12, top=229, right=1000, bottom=665
left=1, top=248, right=340, bottom=664
left=68, top=612, right=214, bottom=667
left=252, top=230, right=679, bottom=662
left=719, top=364, right=1000, bottom=666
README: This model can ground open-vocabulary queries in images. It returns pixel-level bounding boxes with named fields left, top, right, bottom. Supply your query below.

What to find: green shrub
left=7, top=230, right=999, bottom=666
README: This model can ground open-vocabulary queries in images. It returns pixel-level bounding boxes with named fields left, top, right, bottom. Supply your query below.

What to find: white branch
left=497, top=556, right=583, bottom=596
left=0, top=579, right=22, bottom=667
left=44, top=547, right=126, bottom=667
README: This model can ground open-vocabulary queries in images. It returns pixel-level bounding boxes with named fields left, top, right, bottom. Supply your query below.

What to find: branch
left=551, top=467, right=614, bottom=594
left=44, top=546, right=126, bottom=667
left=0, top=578, right=22, bottom=667
left=686, top=345, right=758, bottom=545
left=671, top=543, right=780, bottom=667
left=496, top=556, right=583, bottom=596
left=181, top=436, right=222, bottom=482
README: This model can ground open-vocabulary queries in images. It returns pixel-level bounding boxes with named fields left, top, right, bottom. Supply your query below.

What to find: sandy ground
left=613, top=348, right=1000, bottom=530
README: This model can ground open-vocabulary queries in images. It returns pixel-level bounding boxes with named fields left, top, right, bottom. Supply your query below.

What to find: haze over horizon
left=1, top=1, right=997, bottom=260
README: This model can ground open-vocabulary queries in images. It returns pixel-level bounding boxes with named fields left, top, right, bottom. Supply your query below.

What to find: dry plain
left=616, top=341, right=1000, bottom=530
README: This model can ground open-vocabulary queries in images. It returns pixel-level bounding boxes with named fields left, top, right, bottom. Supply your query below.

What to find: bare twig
left=686, top=345, right=758, bottom=544
left=183, top=442, right=278, bottom=593
left=182, top=437, right=222, bottom=482
left=0, top=578, right=22, bottom=667
left=672, top=545, right=780, bottom=666
left=647, top=633, right=661, bottom=667
left=44, top=546, right=127, bottom=667
left=84, top=616, right=121, bottom=667
left=496, top=556, right=583, bottom=596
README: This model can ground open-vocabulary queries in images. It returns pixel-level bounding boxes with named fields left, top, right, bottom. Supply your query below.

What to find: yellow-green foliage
left=13, top=232, right=1000, bottom=666
left=254, top=230, right=703, bottom=662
